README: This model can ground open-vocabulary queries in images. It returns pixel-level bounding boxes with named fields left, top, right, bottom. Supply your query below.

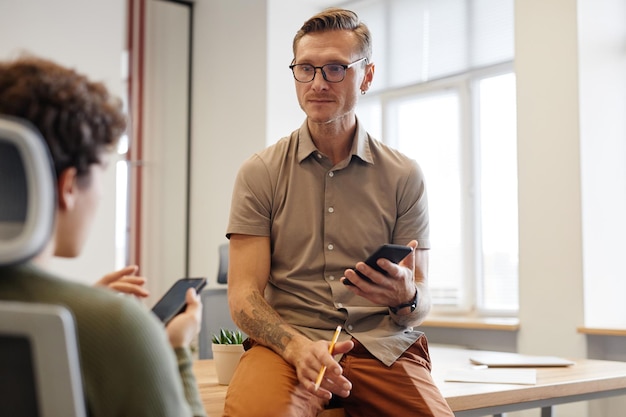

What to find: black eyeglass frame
left=289, top=57, right=368, bottom=83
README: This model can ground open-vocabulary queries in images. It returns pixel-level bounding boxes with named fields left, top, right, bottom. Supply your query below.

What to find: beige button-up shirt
left=227, top=119, right=430, bottom=366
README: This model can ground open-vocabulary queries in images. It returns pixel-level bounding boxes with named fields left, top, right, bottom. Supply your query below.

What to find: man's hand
left=341, top=240, right=418, bottom=308
left=94, top=265, right=149, bottom=298
left=288, top=337, right=354, bottom=400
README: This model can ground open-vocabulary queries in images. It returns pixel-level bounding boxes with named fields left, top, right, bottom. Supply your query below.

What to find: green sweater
left=0, top=263, right=206, bottom=417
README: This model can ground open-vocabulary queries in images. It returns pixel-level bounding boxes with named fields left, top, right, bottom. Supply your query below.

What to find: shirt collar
left=296, top=117, right=374, bottom=165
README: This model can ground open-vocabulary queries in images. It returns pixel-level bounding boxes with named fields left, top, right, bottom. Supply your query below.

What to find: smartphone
left=151, top=277, right=207, bottom=324
left=343, top=244, right=413, bottom=286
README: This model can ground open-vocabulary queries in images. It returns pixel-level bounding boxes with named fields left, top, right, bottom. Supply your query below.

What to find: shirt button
left=328, top=171, right=334, bottom=177
left=317, top=153, right=322, bottom=159
left=327, top=244, right=334, bottom=251
left=328, top=207, right=334, bottom=213
left=337, top=303, right=344, bottom=308
left=329, top=275, right=335, bottom=281
left=347, top=325, right=354, bottom=331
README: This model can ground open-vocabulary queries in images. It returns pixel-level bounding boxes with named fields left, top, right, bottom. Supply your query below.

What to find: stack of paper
left=443, top=351, right=575, bottom=385
left=468, top=351, right=575, bottom=368
left=445, top=368, right=537, bottom=385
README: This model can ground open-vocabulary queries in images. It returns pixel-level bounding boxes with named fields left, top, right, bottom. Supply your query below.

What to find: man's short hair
left=292, top=8, right=372, bottom=62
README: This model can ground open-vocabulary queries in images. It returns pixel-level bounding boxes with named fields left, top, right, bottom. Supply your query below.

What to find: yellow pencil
left=314, top=325, right=342, bottom=391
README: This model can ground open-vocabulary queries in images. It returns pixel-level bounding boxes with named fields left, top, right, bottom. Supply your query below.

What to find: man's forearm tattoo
left=234, top=290, right=293, bottom=353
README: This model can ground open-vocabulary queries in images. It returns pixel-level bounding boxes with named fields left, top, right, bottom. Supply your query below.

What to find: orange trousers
left=223, top=335, right=454, bottom=417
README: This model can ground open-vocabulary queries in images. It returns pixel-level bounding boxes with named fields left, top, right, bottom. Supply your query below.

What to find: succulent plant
left=212, top=328, right=244, bottom=345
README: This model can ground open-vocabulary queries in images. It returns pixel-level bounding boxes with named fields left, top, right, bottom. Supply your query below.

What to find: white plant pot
left=211, top=343, right=244, bottom=385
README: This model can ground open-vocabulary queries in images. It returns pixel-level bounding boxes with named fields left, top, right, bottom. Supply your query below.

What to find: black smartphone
left=343, top=244, right=413, bottom=286
left=151, top=277, right=207, bottom=324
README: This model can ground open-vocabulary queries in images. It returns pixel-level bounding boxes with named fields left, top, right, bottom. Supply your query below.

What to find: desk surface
left=193, top=346, right=626, bottom=416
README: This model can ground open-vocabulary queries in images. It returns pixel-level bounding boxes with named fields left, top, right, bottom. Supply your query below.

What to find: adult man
left=0, top=56, right=206, bottom=417
left=224, top=8, right=453, bottom=417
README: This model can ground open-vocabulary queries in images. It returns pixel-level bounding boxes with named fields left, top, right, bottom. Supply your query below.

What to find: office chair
left=217, top=242, right=229, bottom=284
left=198, top=243, right=242, bottom=359
left=0, top=115, right=87, bottom=417
left=0, top=116, right=55, bottom=264
left=0, top=302, right=87, bottom=417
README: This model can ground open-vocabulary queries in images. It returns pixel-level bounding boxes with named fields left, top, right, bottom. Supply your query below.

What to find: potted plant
left=211, top=328, right=245, bottom=385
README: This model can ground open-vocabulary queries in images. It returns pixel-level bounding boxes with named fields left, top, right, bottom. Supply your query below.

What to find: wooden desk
left=193, top=346, right=626, bottom=417
left=430, top=346, right=626, bottom=416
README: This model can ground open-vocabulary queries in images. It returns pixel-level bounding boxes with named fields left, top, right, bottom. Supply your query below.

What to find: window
left=350, top=0, right=517, bottom=314
left=476, top=73, right=518, bottom=312
left=390, top=90, right=465, bottom=308
left=115, top=134, right=130, bottom=270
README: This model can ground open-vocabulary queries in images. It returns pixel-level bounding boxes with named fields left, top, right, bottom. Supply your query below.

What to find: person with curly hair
left=0, top=55, right=206, bottom=417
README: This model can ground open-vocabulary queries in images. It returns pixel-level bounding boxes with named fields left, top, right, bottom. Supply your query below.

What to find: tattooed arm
left=227, top=234, right=307, bottom=356
left=227, top=234, right=353, bottom=399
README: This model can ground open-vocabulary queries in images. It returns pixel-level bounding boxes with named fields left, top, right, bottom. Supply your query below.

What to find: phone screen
left=151, top=277, right=207, bottom=324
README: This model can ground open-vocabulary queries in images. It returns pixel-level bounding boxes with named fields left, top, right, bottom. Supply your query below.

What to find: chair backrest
left=0, top=115, right=56, bottom=266
left=0, top=302, right=87, bottom=417
left=198, top=242, right=240, bottom=358
left=217, top=242, right=229, bottom=284
left=198, top=287, right=238, bottom=359
left=0, top=115, right=86, bottom=417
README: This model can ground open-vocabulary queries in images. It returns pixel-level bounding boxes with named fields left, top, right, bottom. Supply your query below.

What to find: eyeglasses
left=289, top=57, right=368, bottom=83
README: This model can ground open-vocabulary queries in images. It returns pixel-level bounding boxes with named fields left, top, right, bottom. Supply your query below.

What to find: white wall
left=266, top=1, right=321, bottom=145
left=516, top=0, right=586, bottom=355
left=515, top=1, right=585, bottom=415
left=187, top=0, right=269, bottom=285
left=0, top=0, right=126, bottom=284
left=140, top=1, right=192, bottom=300
left=578, top=3, right=626, bottom=413
left=579, top=0, right=626, bottom=328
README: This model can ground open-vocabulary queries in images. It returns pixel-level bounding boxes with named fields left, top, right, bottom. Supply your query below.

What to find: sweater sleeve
left=175, top=347, right=207, bottom=417
left=74, top=292, right=202, bottom=417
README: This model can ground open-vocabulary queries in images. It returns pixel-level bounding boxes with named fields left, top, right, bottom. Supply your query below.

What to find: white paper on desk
left=469, top=351, right=574, bottom=367
left=445, top=368, right=537, bottom=385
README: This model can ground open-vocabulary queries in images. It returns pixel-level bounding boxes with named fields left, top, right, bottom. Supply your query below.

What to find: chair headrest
left=0, top=115, right=56, bottom=266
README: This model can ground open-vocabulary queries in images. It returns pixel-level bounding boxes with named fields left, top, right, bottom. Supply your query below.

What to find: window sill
left=577, top=326, right=626, bottom=337
left=421, top=315, right=519, bottom=331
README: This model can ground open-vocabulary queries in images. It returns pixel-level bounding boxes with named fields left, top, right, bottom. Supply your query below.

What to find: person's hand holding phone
left=341, top=241, right=418, bottom=308
left=151, top=277, right=206, bottom=324
left=166, top=288, right=203, bottom=348
left=342, top=244, right=412, bottom=287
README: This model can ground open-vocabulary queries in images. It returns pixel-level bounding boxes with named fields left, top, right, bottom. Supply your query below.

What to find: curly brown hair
left=0, top=56, right=127, bottom=184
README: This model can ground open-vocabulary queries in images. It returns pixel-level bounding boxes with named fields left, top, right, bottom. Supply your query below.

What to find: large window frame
left=357, top=62, right=517, bottom=316
left=340, top=0, right=516, bottom=316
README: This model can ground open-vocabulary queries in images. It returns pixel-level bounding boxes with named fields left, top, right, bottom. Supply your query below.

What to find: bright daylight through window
left=351, top=0, right=517, bottom=314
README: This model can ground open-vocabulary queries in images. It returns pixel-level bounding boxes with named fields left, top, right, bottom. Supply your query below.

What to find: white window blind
left=349, top=0, right=514, bottom=89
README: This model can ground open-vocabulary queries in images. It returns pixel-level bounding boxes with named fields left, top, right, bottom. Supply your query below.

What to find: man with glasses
left=224, top=8, right=453, bottom=417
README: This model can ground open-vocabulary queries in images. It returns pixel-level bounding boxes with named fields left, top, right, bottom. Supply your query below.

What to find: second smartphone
left=151, top=277, right=207, bottom=324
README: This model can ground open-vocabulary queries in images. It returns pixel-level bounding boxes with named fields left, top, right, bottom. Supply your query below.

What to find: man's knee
left=224, top=346, right=325, bottom=417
